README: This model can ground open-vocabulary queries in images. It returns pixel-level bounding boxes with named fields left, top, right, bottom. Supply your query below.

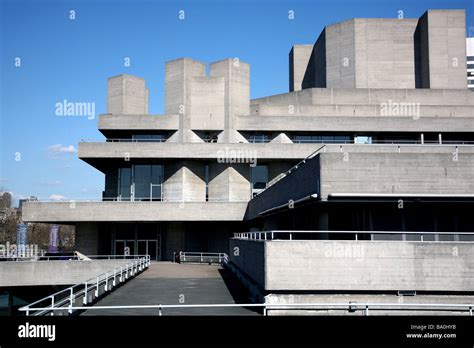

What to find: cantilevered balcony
left=21, top=201, right=248, bottom=223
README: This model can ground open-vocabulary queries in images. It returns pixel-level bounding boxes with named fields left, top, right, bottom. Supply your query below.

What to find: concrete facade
left=289, top=45, right=313, bottom=91
left=22, top=201, right=248, bottom=222
left=416, top=10, right=467, bottom=89
left=299, top=11, right=467, bottom=90
left=0, top=260, right=132, bottom=287
left=229, top=239, right=474, bottom=292
left=107, top=74, right=149, bottom=115
left=21, top=9, right=474, bottom=267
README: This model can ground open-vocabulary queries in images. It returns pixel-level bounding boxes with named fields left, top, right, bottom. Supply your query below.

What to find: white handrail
left=18, top=301, right=474, bottom=316
left=20, top=255, right=150, bottom=316
left=177, top=252, right=228, bottom=264
left=233, top=230, right=474, bottom=241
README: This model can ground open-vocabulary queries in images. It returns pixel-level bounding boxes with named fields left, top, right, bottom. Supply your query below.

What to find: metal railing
left=177, top=252, right=228, bottom=264
left=292, top=139, right=474, bottom=145
left=233, top=230, right=474, bottom=242
left=18, top=301, right=474, bottom=316
left=106, top=138, right=167, bottom=143
left=80, top=138, right=474, bottom=145
left=24, top=197, right=250, bottom=203
left=0, top=254, right=148, bottom=262
left=18, top=255, right=150, bottom=316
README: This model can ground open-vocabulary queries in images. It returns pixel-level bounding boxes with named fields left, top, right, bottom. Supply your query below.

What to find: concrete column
left=107, top=74, right=149, bottom=115
left=210, top=59, right=250, bottom=142
left=75, top=222, right=99, bottom=255
left=163, top=161, right=206, bottom=202
left=289, top=45, right=313, bottom=92
left=415, top=10, right=467, bottom=89
left=208, top=164, right=251, bottom=202
left=165, top=58, right=207, bottom=142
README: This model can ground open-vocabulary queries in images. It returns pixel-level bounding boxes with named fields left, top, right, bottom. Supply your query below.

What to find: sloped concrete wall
left=0, top=260, right=132, bottom=287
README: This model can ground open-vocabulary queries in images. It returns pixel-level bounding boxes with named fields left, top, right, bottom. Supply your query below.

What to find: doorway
left=112, top=223, right=162, bottom=261
left=137, top=240, right=158, bottom=260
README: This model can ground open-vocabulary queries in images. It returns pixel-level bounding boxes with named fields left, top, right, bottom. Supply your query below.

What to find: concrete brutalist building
left=23, top=9, right=474, bottom=307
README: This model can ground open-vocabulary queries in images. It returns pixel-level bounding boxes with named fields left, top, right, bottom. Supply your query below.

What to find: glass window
left=293, top=134, right=350, bottom=144
left=334, top=135, right=351, bottom=143
left=355, top=136, right=372, bottom=144
left=205, top=165, right=209, bottom=201
left=249, top=133, right=269, bottom=143
left=133, top=134, right=165, bottom=142
left=151, top=165, right=164, bottom=201
left=134, top=165, right=163, bottom=201
left=118, top=167, right=132, bottom=200
left=134, top=165, right=151, bottom=201
left=118, top=165, right=163, bottom=201
left=293, top=135, right=313, bottom=143
left=251, top=165, right=268, bottom=190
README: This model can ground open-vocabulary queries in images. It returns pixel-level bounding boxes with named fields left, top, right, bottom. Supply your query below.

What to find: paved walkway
left=82, top=262, right=259, bottom=316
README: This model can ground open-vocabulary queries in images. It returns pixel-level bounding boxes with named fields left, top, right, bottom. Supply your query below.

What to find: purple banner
left=49, top=224, right=59, bottom=253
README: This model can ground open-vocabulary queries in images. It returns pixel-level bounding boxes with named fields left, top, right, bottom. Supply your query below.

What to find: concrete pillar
left=165, top=58, right=206, bottom=116
left=209, top=59, right=250, bottom=142
left=75, top=222, right=99, bottom=255
left=208, top=164, right=251, bottom=202
left=163, top=161, right=206, bottom=202
left=289, top=45, right=313, bottom=92
left=165, top=58, right=207, bottom=142
left=415, top=10, right=467, bottom=89
left=107, top=74, right=149, bottom=115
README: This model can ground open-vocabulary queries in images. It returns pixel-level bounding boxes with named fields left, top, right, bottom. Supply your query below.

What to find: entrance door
left=137, top=240, right=159, bottom=260
left=147, top=240, right=158, bottom=260
left=137, top=240, right=147, bottom=256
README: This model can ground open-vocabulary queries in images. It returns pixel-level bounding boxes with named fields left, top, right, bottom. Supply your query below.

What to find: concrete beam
left=21, top=201, right=248, bottom=223
left=98, top=114, right=179, bottom=131
left=78, top=142, right=474, bottom=163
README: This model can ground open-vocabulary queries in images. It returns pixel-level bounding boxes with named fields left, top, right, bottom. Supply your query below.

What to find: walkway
left=81, top=262, right=259, bottom=315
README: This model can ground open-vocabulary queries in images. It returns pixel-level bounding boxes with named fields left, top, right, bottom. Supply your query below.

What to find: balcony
left=21, top=200, right=248, bottom=223
left=230, top=230, right=474, bottom=292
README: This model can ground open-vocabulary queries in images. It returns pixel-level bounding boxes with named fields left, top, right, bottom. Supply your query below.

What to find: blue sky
left=1, top=0, right=473, bottom=206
